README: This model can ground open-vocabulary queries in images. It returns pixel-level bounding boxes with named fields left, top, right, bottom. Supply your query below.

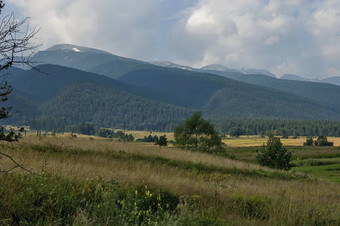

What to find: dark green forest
left=1, top=45, right=340, bottom=136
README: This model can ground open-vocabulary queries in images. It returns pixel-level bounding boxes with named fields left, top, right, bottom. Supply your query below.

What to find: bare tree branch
left=0, top=1, right=40, bottom=173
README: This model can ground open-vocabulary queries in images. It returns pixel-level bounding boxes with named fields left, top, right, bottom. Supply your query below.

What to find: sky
left=3, top=0, right=340, bottom=78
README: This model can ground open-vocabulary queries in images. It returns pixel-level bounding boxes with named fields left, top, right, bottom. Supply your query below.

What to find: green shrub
left=314, top=136, right=334, bottom=146
left=256, top=136, right=292, bottom=170
left=303, top=137, right=314, bottom=146
left=0, top=173, right=185, bottom=225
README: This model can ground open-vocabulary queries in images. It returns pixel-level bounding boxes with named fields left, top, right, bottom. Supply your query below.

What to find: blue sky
left=4, top=0, right=340, bottom=78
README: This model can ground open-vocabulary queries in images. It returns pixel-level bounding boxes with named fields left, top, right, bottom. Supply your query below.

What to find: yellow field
left=223, top=136, right=340, bottom=147
left=20, top=131, right=340, bottom=148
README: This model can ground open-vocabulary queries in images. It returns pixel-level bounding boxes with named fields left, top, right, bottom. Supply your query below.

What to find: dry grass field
left=1, top=133, right=339, bottom=225
left=223, top=136, right=340, bottom=147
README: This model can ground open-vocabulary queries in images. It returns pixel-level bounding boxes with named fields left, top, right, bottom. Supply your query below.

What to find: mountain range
left=2, top=44, right=340, bottom=131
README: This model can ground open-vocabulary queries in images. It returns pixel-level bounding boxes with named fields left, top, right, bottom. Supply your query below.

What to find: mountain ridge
left=3, top=44, right=340, bottom=131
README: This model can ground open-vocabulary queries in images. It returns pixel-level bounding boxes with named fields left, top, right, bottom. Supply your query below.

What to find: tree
left=303, top=137, right=314, bottom=146
left=0, top=1, right=39, bottom=139
left=314, top=136, right=333, bottom=146
left=174, top=112, right=223, bottom=152
left=0, top=1, right=39, bottom=172
left=155, top=135, right=167, bottom=147
left=256, top=136, right=292, bottom=170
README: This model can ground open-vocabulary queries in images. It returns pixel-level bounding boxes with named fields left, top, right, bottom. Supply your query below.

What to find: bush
left=256, top=136, right=292, bottom=170
left=0, top=173, right=181, bottom=225
left=136, top=135, right=158, bottom=143
left=303, top=137, right=314, bottom=146
left=155, top=135, right=167, bottom=146
left=314, top=136, right=333, bottom=146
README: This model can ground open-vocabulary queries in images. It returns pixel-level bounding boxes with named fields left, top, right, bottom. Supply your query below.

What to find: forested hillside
left=201, top=70, right=340, bottom=111
left=32, top=82, right=192, bottom=131
left=2, top=44, right=340, bottom=134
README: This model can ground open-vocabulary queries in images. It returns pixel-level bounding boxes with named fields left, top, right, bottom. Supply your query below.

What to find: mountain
left=9, top=64, right=185, bottom=106
left=198, top=70, right=340, bottom=112
left=201, top=64, right=231, bottom=72
left=4, top=62, right=338, bottom=131
left=280, top=74, right=311, bottom=81
left=148, top=60, right=195, bottom=71
left=241, top=69, right=276, bottom=78
left=32, top=44, right=152, bottom=80
left=200, top=64, right=276, bottom=77
left=320, top=76, right=340, bottom=86
left=4, top=44, right=340, bottom=131
left=34, top=82, right=192, bottom=131
left=118, top=67, right=340, bottom=119
left=6, top=64, right=194, bottom=130
left=280, top=74, right=340, bottom=87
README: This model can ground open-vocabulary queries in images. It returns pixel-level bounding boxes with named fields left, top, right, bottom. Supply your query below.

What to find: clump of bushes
left=0, top=173, right=224, bottom=225
left=304, top=136, right=334, bottom=146
left=0, top=173, right=180, bottom=225
left=136, top=135, right=159, bottom=143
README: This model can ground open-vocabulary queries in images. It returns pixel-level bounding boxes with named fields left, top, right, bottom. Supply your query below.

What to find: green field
left=224, top=145, right=340, bottom=184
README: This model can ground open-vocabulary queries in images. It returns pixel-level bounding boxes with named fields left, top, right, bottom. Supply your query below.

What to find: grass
left=1, top=134, right=340, bottom=225
left=292, top=164, right=340, bottom=183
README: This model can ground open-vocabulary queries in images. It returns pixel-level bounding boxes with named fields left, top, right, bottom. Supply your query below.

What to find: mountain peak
left=45, top=44, right=111, bottom=55
left=201, top=64, right=229, bottom=71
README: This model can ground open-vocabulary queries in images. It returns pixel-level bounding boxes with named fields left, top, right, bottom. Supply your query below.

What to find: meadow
left=0, top=134, right=339, bottom=225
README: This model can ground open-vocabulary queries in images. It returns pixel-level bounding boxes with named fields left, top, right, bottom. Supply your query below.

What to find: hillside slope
left=201, top=70, right=340, bottom=112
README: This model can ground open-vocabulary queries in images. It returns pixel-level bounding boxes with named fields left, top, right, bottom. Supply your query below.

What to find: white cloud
left=8, top=0, right=161, bottom=59
left=5, top=0, right=340, bottom=78
left=166, top=0, right=340, bottom=78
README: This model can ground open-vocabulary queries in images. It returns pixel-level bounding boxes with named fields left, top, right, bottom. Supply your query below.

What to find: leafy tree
left=314, top=136, right=333, bottom=146
left=303, top=137, right=314, bottom=146
left=155, top=135, right=167, bottom=147
left=174, top=112, right=222, bottom=152
left=256, top=136, right=292, bottom=170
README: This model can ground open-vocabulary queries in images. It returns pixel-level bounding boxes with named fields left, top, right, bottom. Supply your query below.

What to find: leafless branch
left=0, top=148, right=34, bottom=174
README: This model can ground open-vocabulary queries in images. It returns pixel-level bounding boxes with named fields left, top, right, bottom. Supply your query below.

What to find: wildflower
left=146, top=190, right=151, bottom=197
left=135, top=190, right=138, bottom=196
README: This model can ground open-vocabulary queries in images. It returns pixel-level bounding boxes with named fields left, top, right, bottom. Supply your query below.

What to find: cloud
left=166, top=0, right=340, bottom=78
left=6, top=0, right=340, bottom=78
left=8, top=0, right=161, bottom=59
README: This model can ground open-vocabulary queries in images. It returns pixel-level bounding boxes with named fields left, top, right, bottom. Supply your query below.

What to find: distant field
left=223, top=136, right=340, bottom=147
left=225, top=144, right=340, bottom=183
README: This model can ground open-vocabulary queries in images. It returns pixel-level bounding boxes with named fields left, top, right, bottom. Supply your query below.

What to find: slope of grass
left=1, top=135, right=339, bottom=225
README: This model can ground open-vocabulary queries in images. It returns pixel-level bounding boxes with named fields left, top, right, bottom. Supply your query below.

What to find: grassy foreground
left=0, top=135, right=339, bottom=225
